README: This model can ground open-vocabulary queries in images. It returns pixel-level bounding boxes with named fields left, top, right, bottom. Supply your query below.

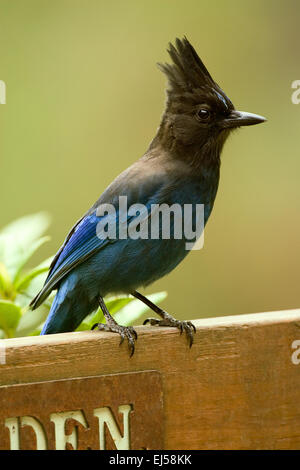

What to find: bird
left=30, top=37, right=266, bottom=355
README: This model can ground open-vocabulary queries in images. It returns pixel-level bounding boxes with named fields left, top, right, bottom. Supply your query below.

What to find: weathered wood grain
left=1, top=309, right=300, bottom=449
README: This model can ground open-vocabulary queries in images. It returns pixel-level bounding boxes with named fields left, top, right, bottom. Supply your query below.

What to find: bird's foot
left=91, top=322, right=137, bottom=357
left=143, top=312, right=196, bottom=347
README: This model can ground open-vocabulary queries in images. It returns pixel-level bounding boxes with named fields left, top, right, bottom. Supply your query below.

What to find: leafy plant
left=0, top=213, right=167, bottom=338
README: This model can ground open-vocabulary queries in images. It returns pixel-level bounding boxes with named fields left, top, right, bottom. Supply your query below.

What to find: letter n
left=93, top=404, right=132, bottom=450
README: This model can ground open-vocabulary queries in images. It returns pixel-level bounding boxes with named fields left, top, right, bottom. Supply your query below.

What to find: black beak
left=222, top=110, right=267, bottom=129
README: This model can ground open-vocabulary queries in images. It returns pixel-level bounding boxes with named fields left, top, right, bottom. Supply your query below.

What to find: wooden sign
left=1, top=309, right=300, bottom=449
left=0, top=372, right=164, bottom=450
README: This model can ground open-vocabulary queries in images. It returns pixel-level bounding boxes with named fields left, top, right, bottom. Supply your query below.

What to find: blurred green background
left=0, top=0, right=299, bottom=321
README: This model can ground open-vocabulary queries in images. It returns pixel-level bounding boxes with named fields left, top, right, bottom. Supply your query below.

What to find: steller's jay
left=30, top=38, right=266, bottom=355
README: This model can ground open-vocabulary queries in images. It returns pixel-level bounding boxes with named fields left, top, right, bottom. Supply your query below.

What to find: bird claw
left=182, top=321, right=196, bottom=347
left=118, top=326, right=137, bottom=357
left=143, top=318, right=160, bottom=326
left=143, top=316, right=196, bottom=347
left=91, top=323, right=137, bottom=357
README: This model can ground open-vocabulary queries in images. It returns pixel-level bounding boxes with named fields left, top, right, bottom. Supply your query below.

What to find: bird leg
left=92, top=296, right=137, bottom=357
left=131, top=290, right=196, bottom=347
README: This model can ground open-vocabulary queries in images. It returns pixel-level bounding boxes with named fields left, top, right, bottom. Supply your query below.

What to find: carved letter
left=5, top=416, right=47, bottom=450
left=93, top=404, right=132, bottom=450
left=5, top=417, right=20, bottom=450
left=50, top=410, right=88, bottom=450
left=0, top=80, right=6, bottom=104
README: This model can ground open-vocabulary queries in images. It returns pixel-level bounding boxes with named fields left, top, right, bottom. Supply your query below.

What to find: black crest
left=158, top=37, right=218, bottom=93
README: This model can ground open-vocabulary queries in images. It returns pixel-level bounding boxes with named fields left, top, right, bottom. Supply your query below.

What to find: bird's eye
left=197, top=108, right=211, bottom=121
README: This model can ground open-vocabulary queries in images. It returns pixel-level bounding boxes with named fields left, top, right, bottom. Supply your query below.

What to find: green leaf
left=0, top=300, right=22, bottom=337
left=0, top=262, right=14, bottom=299
left=13, top=236, right=50, bottom=284
left=114, top=291, right=167, bottom=326
left=75, top=322, right=91, bottom=331
left=15, top=256, right=52, bottom=293
left=77, top=292, right=168, bottom=331
left=79, top=296, right=134, bottom=330
left=105, top=296, right=134, bottom=314
left=0, top=212, right=51, bottom=280
left=80, top=307, right=104, bottom=330
left=27, top=329, right=42, bottom=336
left=15, top=305, right=49, bottom=337
left=0, top=212, right=50, bottom=242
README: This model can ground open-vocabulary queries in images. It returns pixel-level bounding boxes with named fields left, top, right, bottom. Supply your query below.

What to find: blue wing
left=30, top=199, right=155, bottom=309
left=30, top=211, right=114, bottom=308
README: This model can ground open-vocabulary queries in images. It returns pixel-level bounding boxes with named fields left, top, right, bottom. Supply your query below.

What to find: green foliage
left=0, top=213, right=167, bottom=338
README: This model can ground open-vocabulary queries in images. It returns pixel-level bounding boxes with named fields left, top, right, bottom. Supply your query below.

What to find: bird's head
left=155, top=37, right=266, bottom=163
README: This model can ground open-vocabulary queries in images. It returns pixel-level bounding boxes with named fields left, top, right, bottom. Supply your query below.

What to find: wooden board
left=0, top=309, right=300, bottom=449
left=0, top=372, right=164, bottom=450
